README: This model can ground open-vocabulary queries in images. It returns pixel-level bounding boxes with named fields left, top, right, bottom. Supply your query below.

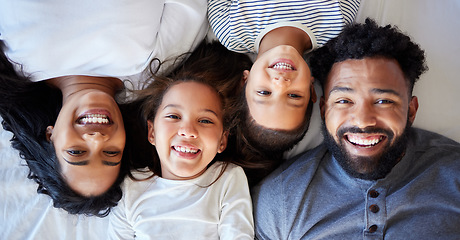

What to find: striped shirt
left=208, top=0, right=361, bottom=53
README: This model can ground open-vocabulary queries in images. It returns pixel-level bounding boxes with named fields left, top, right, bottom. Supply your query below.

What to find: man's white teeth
left=272, top=62, right=294, bottom=70
left=80, top=114, right=109, bottom=124
left=348, top=135, right=383, bottom=147
left=175, top=146, right=198, bottom=154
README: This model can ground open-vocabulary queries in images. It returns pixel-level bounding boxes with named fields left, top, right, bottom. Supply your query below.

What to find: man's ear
left=217, top=131, right=229, bottom=153
left=46, top=126, right=54, bottom=142
left=408, top=96, right=419, bottom=126
left=319, top=96, right=326, bottom=120
left=147, top=120, right=155, bottom=145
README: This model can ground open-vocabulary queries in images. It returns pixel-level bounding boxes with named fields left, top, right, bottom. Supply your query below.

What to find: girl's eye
left=199, top=119, right=214, bottom=124
left=288, top=93, right=302, bottom=99
left=257, top=90, right=271, bottom=96
left=67, top=150, right=86, bottom=156
left=103, top=151, right=121, bottom=157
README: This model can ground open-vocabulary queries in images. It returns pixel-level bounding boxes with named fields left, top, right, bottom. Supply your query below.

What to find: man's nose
left=350, top=103, right=377, bottom=128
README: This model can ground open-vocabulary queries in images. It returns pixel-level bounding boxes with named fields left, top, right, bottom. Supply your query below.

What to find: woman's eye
left=166, top=114, right=180, bottom=119
left=67, top=150, right=86, bottom=156
left=104, top=151, right=120, bottom=157
left=257, top=90, right=271, bottom=96
left=288, top=93, right=302, bottom=99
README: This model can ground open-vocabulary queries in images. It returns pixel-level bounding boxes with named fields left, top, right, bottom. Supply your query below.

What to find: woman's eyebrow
left=63, top=158, right=89, bottom=166
left=102, top=160, right=122, bottom=166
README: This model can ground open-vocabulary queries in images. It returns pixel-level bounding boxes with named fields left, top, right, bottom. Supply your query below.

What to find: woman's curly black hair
left=310, top=18, right=428, bottom=94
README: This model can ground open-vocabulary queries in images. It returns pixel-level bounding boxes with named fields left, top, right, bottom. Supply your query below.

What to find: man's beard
left=322, top=120, right=412, bottom=180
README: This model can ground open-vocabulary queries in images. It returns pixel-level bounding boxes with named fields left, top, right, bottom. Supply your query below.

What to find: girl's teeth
left=175, top=146, right=198, bottom=154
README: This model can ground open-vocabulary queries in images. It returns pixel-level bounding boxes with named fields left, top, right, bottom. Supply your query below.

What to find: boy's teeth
left=272, top=62, right=294, bottom=70
left=79, top=114, right=110, bottom=124
left=175, top=146, right=198, bottom=154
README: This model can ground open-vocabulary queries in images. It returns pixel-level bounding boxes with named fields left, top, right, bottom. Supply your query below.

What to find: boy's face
left=245, top=45, right=315, bottom=130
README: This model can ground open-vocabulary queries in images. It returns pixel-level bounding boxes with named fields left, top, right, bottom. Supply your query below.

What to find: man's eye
left=288, top=93, right=302, bottom=99
left=335, top=99, right=351, bottom=104
left=104, top=151, right=121, bottom=157
left=376, top=99, right=394, bottom=104
left=257, top=90, right=271, bottom=96
left=67, top=150, right=86, bottom=156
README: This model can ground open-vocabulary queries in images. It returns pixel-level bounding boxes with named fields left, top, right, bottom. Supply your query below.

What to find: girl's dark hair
left=0, top=41, right=131, bottom=217
left=129, top=40, right=255, bottom=180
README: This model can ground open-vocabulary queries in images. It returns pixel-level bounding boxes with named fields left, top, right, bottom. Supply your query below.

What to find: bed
left=1, top=0, right=459, bottom=239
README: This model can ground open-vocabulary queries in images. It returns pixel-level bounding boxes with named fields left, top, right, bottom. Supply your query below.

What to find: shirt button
left=369, top=225, right=378, bottom=233
left=369, top=190, right=379, bottom=198
left=369, top=204, right=380, bottom=213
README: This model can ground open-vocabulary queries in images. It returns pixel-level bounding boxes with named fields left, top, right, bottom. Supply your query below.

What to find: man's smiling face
left=320, top=57, right=418, bottom=179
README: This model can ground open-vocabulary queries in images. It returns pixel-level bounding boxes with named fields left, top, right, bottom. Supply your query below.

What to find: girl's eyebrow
left=163, top=104, right=219, bottom=117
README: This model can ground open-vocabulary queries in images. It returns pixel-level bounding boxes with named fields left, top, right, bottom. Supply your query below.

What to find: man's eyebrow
left=371, top=88, right=401, bottom=96
left=328, top=86, right=353, bottom=97
left=63, top=158, right=89, bottom=166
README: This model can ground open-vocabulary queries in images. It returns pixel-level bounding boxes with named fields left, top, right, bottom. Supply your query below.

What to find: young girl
left=108, top=76, right=254, bottom=239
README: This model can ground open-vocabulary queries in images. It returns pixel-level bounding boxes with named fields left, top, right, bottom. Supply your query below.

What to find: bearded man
left=252, top=19, right=460, bottom=240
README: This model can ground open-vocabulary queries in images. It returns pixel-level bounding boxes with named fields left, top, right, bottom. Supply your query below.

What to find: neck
left=258, top=26, right=312, bottom=57
left=47, top=75, right=123, bottom=101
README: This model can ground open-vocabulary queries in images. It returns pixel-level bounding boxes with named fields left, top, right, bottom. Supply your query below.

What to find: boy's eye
left=288, top=93, right=302, bottom=99
left=67, top=150, right=86, bottom=156
left=103, top=151, right=121, bottom=157
left=257, top=90, right=271, bottom=96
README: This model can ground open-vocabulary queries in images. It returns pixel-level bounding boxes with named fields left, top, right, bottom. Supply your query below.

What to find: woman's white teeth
left=80, top=114, right=109, bottom=124
left=273, top=62, right=294, bottom=70
left=348, top=135, right=383, bottom=147
left=175, top=146, right=198, bottom=154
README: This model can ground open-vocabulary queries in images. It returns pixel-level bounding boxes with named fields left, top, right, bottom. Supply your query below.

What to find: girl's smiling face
left=148, top=81, right=228, bottom=180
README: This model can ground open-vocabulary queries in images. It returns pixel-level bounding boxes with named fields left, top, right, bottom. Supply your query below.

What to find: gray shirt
left=252, top=128, right=460, bottom=240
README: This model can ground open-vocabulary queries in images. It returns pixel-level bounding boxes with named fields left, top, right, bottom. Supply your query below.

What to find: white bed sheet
left=1, top=1, right=459, bottom=239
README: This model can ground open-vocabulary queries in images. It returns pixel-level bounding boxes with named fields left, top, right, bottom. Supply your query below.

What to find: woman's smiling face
left=48, top=88, right=125, bottom=196
left=149, top=81, right=228, bottom=180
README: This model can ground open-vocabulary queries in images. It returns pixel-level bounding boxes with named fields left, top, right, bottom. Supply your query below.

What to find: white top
left=0, top=0, right=209, bottom=89
left=109, top=162, right=254, bottom=240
